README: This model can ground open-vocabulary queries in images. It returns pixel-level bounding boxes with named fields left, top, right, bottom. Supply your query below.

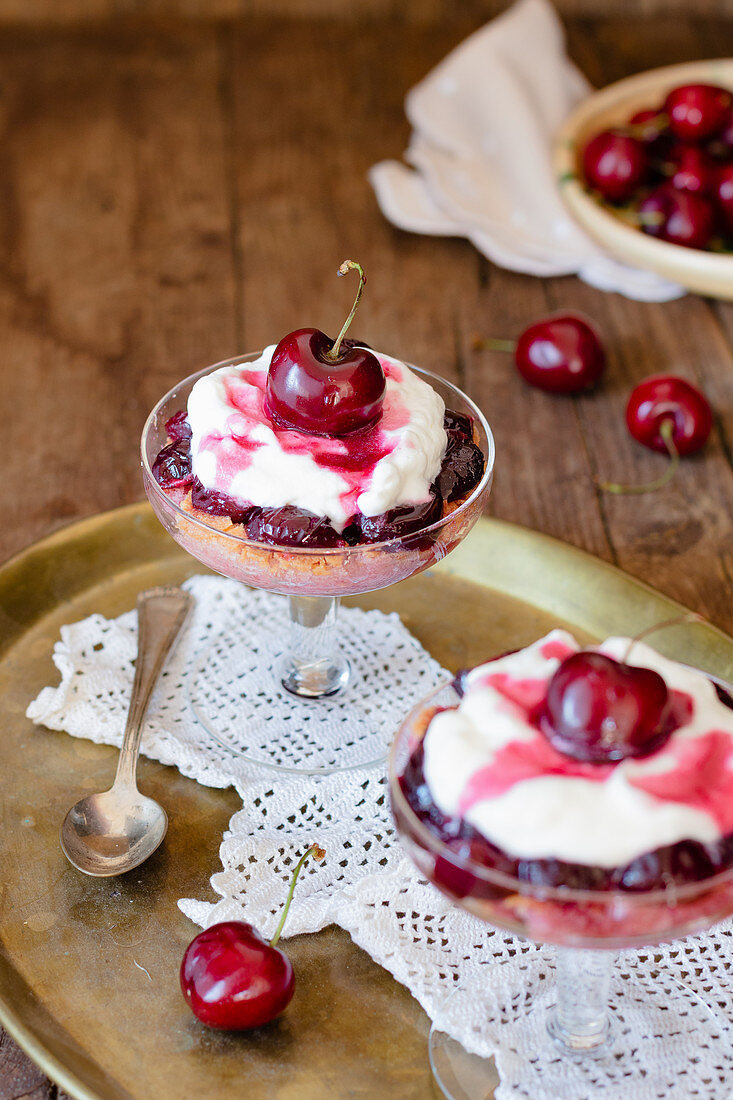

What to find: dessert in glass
left=390, top=628, right=733, bottom=1097
left=141, top=262, right=494, bottom=772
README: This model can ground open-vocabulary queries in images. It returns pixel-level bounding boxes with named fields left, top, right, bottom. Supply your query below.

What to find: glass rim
left=140, top=352, right=496, bottom=556
left=388, top=681, right=733, bottom=907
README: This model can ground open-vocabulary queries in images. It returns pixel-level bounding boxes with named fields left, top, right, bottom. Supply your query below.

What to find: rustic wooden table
left=1, top=10, right=733, bottom=1098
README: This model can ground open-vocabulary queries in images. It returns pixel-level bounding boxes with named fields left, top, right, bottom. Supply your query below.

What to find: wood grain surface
left=0, top=0, right=731, bottom=25
left=1, top=11, right=733, bottom=1097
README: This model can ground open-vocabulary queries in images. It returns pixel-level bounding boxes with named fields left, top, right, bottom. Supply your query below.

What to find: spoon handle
left=115, top=586, right=193, bottom=788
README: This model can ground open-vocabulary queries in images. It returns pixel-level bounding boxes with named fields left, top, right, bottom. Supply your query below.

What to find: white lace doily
left=27, top=575, right=733, bottom=1099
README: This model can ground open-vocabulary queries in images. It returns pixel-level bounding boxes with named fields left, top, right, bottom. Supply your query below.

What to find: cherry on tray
left=180, top=844, right=325, bottom=1030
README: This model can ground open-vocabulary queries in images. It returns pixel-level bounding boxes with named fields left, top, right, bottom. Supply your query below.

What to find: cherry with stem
left=474, top=313, right=605, bottom=394
left=265, top=259, right=385, bottom=437
left=540, top=613, right=703, bottom=765
left=180, top=843, right=326, bottom=1030
left=599, top=375, right=712, bottom=496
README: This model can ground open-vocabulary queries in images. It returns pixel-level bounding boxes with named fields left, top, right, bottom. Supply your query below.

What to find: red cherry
left=180, top=921, right=294, bottom=1030
left=164, top=410, right=192, bottom=443
left=581, top=129, right=647, bottom=202
left=180, top=844, right=325, bottom=1031
left=358, top=493, right=442, bottom=543
left=626, top=374, right=712, bottom=457
left=266, top=328, right=385, bottom=436
left=152, top=442, right=192, bottom=488
left=514, top=314, right=605, bottom=394
left=664, top=83, right=732, bottom=142
left=715, top=163, right=733, bottom=233
left=638, top=184, right=715, bottom=249
left=265, top=261, right=385, bottom=437
left=152, top=411, right=193, bottom=487
left=538, top=651, right=672, bottom=763
left=668, top=143, right=717, bottom=196
left=600, top=375, right=712, bottom=496
left=628, top=106, right=667, bottom=143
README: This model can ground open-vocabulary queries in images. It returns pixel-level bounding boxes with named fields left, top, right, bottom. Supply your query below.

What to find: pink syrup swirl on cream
left=477, top=673, right=548, bottom=711
left=630, top=730, right=733, bottom=835
left=458, top=736, right=616, bottom=813
left=455, top=663, right=726, bottom=828
left=199, top=358, right=411, bottom=518
left=540, top=638, right=577, bottom=662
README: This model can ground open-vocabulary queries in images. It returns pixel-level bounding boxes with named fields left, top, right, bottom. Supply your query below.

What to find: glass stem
left=280, top=595, right=350, bottom=698
left=547, top=948, right=614, bottom=1056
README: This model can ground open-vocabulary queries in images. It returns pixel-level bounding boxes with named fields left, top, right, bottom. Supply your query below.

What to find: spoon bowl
left=61, top=787, right=169, bottom=877
left=59, top=585, right=192, bottom=877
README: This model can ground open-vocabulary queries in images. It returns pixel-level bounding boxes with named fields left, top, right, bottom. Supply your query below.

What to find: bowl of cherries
left=553, top=59, right=733, bottom=299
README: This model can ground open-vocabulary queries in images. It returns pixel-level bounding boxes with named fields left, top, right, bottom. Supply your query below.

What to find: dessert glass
left=389, top=681, right=733, bottom=1098
left=141, top=353, right=494, bottom=773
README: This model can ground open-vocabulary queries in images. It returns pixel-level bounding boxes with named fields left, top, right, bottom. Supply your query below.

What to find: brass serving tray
left=2, top=503, right=733, bottom=1100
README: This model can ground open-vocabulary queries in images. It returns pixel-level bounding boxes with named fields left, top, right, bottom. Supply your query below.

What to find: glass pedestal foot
left=424, top=963, right=733, bottom=1099
left=186, top=588, right=385, bottom=774
left=429, top=1019, right=500, bottom=1100
left=280, top=654, right=350, bottom=698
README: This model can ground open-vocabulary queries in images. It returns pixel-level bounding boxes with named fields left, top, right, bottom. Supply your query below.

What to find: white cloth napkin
left=27, top=575, right=733, bottom=1099
left=369, top=0, right=684, bottom=302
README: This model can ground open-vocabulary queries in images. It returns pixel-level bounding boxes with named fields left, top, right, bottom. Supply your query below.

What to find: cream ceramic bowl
left=553, top=59, right=733, bottom=300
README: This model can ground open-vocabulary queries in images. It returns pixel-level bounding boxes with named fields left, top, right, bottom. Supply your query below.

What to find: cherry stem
left=270, top=843, right=326, bottom=948
left=326, top=260, right=366, bottom=362
left=623, top=611, right=704, bottom=665
left=598, top=419, right=679, bottom=495
left=473, top=336, right=516, bottom=354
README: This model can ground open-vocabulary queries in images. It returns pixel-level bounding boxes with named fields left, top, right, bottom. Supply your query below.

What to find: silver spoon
left=60, top=585, right=193, bottom=876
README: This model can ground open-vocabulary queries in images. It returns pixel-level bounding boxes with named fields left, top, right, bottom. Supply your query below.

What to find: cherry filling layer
left=152, top=408, right=484, bottom=548
left=399, top=680, right=733, bottom=894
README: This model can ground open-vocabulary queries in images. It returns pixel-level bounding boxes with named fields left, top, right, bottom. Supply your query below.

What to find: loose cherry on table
left=475, top=313, right=606, bottom=395
left=626, top=375, right=713, bottom=456
left=581, top=128, right=648, bottom=202
left=264, top=260, right=386, bottom=436
left=180, top=844, right=325, bottom=1030
left=600, top=374, right=713, bottom=495
left=664, top=83, right=733, bottom=142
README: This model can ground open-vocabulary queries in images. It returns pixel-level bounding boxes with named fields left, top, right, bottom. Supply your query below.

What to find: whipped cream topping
left=423, top=630, right=733, bottom=867
left=186, top=346, right=447, bottom=532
